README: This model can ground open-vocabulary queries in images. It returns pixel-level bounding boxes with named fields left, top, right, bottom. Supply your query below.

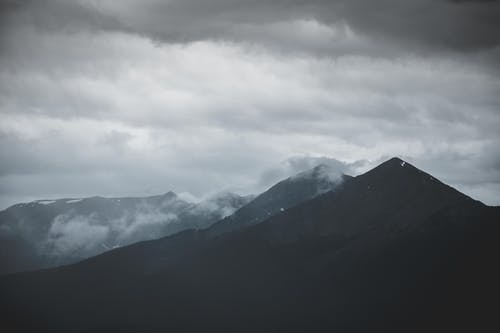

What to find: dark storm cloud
left=142, top=0, right=497, bottom=53
left=139, top=0, right=500, bottom=53
left=0, top=0, right=126, bottom=36
left=3, top=0, right=500, bottom=56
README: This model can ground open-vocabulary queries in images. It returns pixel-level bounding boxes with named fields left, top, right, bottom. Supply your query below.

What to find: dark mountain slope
left=1, top=158, right=499, bottom=332
left=257, top=157, right=476, bottom=241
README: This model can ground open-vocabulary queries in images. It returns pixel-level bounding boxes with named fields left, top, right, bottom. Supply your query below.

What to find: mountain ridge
left=206, top=164, right=349, bottom=237
left=0, top=190, right=253, bottom=275
left=0, top=161, right=348, bottom=275
left=1, top=157, right=498, bottom=332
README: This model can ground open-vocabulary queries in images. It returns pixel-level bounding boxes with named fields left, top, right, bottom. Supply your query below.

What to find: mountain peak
left=363, top=157, right=422, bottom=178
left=205, top=163, right=349, bottom=237
left=385, top=156, right=407, bottom=166
left=337, top=157, right=475, bottom=229
left=291, top=163, right=345, bottom=184
left=162, top=191, right=177, bottom=199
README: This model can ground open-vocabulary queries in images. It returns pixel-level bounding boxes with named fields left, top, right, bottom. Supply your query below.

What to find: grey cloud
left=0, top=42, right=498, bottom=205
left=44, top=213, right=110, bottom=257
left=449, top=0, right=499, bottom=4
left=409, top=142, right=500, bottom=188
left=0, top=0, right=499, bottom=208
left=98, top=130, right=134, bottom=153
left=2, top=0, right=500, bottom=57
left=111, top=209, right=179, bottom=243
left=108, top=0, right=500, bottom=54
left=39, top=210, right=144, bottom=257
left=0, top=0, right=127, bottom=38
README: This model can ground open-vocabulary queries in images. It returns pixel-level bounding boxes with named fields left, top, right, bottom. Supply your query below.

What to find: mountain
left=0, top=191, right=252, bottom=275
left=1, top=158, right=499, bottom=332
left=0, top=162, right=345, bottom=276
left=206, top=163, right=350, bottom=237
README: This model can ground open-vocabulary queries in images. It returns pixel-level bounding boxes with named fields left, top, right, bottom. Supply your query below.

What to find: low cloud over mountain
left=0, top=191, right=252, bottom=274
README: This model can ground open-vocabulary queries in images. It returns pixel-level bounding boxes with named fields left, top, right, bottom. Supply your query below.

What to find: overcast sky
left=1, top=0, right=499, bottom=209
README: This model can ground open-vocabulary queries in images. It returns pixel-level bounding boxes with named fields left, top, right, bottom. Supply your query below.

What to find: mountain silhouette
left=1, top=157, right=498, bottom=332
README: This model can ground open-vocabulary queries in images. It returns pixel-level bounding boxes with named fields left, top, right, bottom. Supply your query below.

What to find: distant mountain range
left=1, top=158, right=499, bottom=332
left=0, top=191, right=253, bottom=274
left=0, top=163, right=344, bottom=275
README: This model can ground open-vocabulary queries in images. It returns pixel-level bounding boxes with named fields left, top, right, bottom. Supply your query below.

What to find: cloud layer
left=1, top=0, right=499, bottom=207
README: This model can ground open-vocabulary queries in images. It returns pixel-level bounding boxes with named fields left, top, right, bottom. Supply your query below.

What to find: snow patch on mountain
left=66, top=199, right=83, bottom=204
left=37, top=200, right=56, bottom=205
